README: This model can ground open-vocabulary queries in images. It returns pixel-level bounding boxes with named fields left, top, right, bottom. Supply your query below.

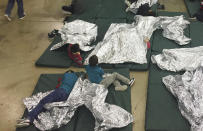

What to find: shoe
left=62, top=5, right=73, bottom=15
left=48, top=29, right=59, bottom=38
left=128, top=78, right=135, bottom=87
left=16, top=118, right=30, bottom=123
left=16, top=122, right=30, bottom=128
left=115, top=85, right=128, bottom=91
left=4, top=14, right=11, bottom=21
left=19, top=13, right=26, bottom=20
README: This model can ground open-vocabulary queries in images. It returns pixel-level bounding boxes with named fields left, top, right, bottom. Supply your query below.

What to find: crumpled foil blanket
left=85, top=15, right=190, bottom=64
left=23, top=78, right=133, bottom=131
left=163, top=64, right=203, bottom=131
left=125, top=0, right=158, bottom=14
left=159, top=16, right=191, bottom=45
left=50, top=20, right=97, bottom=51
left=84, top=16, right=159, bottom=64
left=151, top=46, right=203, bottom=72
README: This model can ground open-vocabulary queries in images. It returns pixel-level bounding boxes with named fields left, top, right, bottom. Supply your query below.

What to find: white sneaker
left=16, top=118, right=30, bottom=128
left=129, top=78, right=135, bottom=87
left=4, top=14, right=11, bottom=21
left=16, top=122, right=30, bottom=128
left=16, top=118, right=30, bottom=123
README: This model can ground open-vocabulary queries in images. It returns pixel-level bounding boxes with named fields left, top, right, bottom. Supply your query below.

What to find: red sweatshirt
left=68, top=44, right=83, bottom=66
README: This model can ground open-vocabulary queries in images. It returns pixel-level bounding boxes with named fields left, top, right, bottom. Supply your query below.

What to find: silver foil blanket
left=23, top=78, right=133, bottom=131
left=125, top=0, right=158, bottom=14
left=151, top=46, right=203, bottom=72
left=85, top=15, right=190, bottom=64
left=162, top=65, right=203, bottom=131
left=50, top=20, right=97, bottom=51
left=159, top=16, right=191, bottom=45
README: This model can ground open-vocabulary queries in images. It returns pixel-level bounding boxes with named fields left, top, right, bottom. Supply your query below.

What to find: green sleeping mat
left=72, top=0, right=130, bottom=19
left=36, top=17, right=153, bottom=70
left=190, top=21, right=203, bottom=47
left=71, top=0, right=102, bottom=19
left=16, top=68, right=132, bottom=131
left=97, top=0, right=126, bottom=19
left=152, top=11, right=191, bottom=53
left=145, top=53, right=190, bottom=131
left=184, top=0, right=200, bottom=17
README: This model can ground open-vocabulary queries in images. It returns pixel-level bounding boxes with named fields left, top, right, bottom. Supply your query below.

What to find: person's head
left=71, top=44, right=80, bottom=53
left=89, top=55, right=98, bottom=66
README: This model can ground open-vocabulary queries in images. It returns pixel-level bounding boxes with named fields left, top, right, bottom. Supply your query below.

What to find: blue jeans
left=5, top=0, right=24, bottom=18
left=28, top=88, right=69, bottom=123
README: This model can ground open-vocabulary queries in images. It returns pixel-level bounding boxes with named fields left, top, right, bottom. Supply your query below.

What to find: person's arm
left=144, top=38, right=151, bottom=49
left=99, top=67, right=105, bottom=76
left=73, top=53, right=83, bottom=66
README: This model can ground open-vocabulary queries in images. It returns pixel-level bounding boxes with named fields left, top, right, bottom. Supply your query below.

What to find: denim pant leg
left=16, top=0, right=24, bottom=18
left=28, top=88, right=68, bottom=122
left=5, top=0, right=15, bottom=16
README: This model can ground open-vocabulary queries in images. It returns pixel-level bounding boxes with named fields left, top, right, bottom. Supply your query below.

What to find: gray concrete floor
left=0, top=0, right=186, bottom=131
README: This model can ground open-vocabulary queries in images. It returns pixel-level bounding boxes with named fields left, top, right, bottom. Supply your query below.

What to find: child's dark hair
left=71, top=44, right=80, bottom=53
left=89, top=55, right=98, bottom=66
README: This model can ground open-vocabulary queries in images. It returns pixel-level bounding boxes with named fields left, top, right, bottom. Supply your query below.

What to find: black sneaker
left=48, top=29, right=59, bottom=38
left=129, top=78, right=135, bottom=87
left=62, top=5, right=73, bottom=15
left=19, top=13, right=26, bottom=20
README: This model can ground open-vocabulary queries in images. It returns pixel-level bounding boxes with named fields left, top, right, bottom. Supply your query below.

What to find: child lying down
left=16, top=71, right=133, bottom=130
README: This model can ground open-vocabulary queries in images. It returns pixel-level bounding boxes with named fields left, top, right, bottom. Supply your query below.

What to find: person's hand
left=144, top=38, right=149, bottom=43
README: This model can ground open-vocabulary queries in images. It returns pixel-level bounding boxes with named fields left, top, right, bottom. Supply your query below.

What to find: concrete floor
left=0, top=0, right=186, bottom=131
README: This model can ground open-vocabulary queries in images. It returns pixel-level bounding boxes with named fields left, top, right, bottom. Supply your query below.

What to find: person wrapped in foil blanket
left=163, top=63, right=203, bottom=131
left=125, top=0, right=158, bottom=14
left=151, top=46, right=203, bottom=72
left=22, top=77, right=133, bottom=131
left=85, top=15, right=190, bottom=65
left=50, top=20, right=97, bottom=51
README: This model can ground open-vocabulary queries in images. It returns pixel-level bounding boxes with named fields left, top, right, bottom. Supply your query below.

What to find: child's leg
left=16, top=0, right=24, bottom=18
left=113, top=72, right=130, bottom=85
left=5, top=0, right=15, bottom=16
left=113, top=80, right=128, bottom=91
left=28, top=88, right=68, bottom=122
left=100, top=75, right=117, bottom=88
left=113, top=80, right=122, bottom=87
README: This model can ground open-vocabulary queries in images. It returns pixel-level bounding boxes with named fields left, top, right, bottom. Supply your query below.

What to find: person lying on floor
left=16, top=70, right=79, bottom=127
left=68, top=44, right=83, bottom=66
left=125, top=0, right=156, bottom=16
left=85, top=55, right=135, bottom=91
